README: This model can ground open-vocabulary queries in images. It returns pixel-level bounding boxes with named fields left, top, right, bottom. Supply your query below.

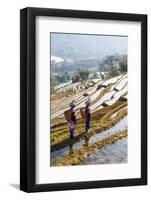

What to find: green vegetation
left=99, top=54, right=127, bottom=78
left=72, top=68, right=90, bottom=83
left=51, top=71, right=70, bottom=88
left=119, top=55, right=127, bottom=73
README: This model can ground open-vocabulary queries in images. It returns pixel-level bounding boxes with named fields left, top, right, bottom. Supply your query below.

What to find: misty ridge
left=50, top=33, right=128, bottom=76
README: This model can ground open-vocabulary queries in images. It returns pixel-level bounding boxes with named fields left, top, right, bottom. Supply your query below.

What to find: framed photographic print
left=20, top=7, right=147, bottom=192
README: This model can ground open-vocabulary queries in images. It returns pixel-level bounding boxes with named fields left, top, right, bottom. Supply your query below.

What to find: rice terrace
left=50, top=33, right=128, bottom=167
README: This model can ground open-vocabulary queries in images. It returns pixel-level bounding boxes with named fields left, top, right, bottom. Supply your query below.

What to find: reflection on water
left=51, top=116, right=127, bottom=165
left=89, top=116, right=127, bottom=145
left=81, top=137, right=127, bottom=165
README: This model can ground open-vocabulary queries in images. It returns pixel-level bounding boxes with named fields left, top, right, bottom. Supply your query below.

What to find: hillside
left=50, top=73, right=128, bottom=166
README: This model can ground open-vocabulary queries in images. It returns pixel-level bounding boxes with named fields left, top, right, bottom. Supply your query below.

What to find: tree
left=100, top=73, right=105, bottom=80
left=78, top=68, right=90, bottom=80
left=118, top=55, right=127, bottom=73
left=99, top=55, right=119, bottom=77
left=51, top=76, right=58, bottom=87
left=64, top=71, right=70, bottom=82
left=72, top=74, right=80, bottom=83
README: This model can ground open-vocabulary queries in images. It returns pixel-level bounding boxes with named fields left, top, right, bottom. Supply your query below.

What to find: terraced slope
left=50, top=73, right=128, bottom=166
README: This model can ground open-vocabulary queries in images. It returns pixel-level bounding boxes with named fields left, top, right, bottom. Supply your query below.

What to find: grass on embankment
left=53, top=130, right=127, bottom=166
left=51, top=100, right=127, bottom=146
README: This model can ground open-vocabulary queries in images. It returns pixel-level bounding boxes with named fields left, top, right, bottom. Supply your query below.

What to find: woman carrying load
left=69, top=100, right=76, bottom=139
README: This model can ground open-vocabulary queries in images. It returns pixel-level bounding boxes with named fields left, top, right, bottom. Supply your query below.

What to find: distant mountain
left=50, top=33, right=128, bottom=60
left=50, top=33, right=128, bottom=75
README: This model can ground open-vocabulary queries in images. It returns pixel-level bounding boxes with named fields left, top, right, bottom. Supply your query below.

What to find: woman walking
left=85, top=98, right=91, bottom=132
left=69, top=100, right=76, bottom=139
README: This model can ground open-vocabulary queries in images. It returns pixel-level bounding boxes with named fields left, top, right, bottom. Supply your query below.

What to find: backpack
left=80, top=107, right=85, bottom=119
left=64, top=110, right=71, bottom=122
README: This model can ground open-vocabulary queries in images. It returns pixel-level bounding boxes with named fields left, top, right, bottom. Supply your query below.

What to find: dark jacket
left=85, top=106, right=91, bottom=123
left=70, top=108, right=76, bottom=124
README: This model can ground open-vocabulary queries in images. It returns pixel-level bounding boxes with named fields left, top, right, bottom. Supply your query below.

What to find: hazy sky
left=51, top=33, right=128, bottom=60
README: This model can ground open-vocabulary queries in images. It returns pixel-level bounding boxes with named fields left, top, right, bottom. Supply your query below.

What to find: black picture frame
left=20, top=7, right=147, bottom=192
